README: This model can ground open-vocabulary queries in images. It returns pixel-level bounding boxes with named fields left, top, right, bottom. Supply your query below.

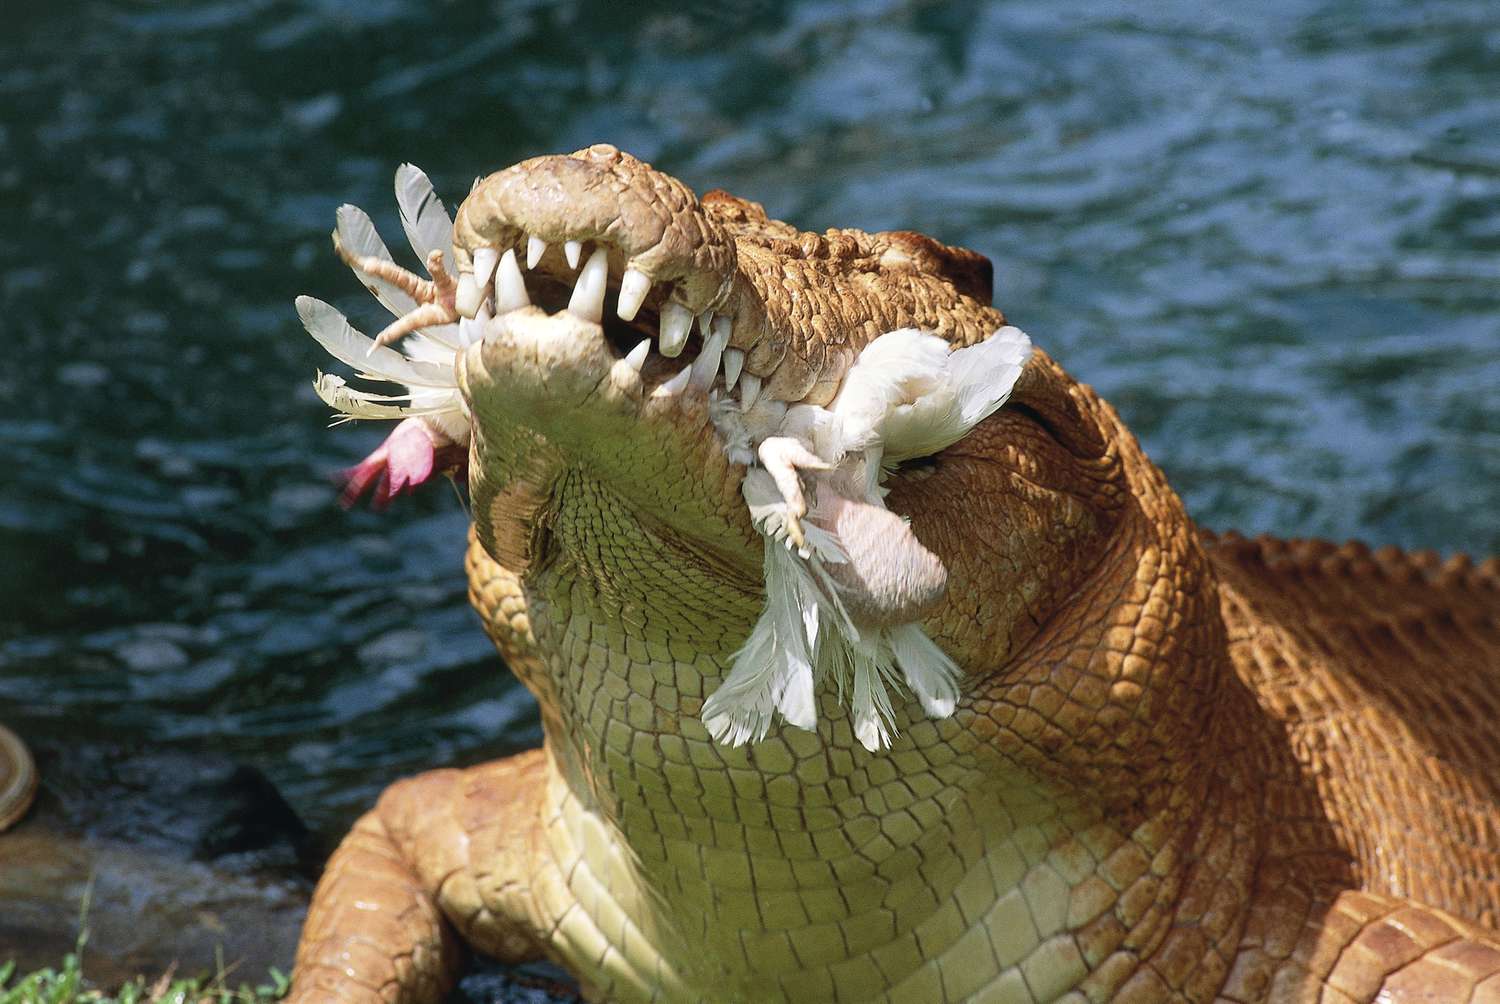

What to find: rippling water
left=3, top=0, right=1497, bottom=912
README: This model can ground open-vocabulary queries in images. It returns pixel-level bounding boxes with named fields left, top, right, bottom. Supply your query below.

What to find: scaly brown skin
left=289, top=146, right=1500, bottom=1003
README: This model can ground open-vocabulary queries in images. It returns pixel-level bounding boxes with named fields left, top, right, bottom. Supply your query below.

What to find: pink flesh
left=338, top=418, right=440, bottom=510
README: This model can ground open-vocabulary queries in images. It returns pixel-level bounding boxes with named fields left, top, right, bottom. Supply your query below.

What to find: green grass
left=0, top=877, right=288, bottom=1004
left=0, top=956, right=288, bottom=1004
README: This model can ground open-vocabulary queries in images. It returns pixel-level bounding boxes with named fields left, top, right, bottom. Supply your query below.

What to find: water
left=2, top=0, right=1497, bottom=977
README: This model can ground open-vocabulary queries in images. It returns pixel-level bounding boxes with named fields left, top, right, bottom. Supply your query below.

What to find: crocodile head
left=444, top=145, right=1164, bottom=762
left=311, top=143, right=1207, bottom=801
left=449, top=145, right=1008, bottom=580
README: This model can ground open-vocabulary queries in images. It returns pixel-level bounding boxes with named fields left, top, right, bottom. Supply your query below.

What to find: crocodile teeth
left=739, top=373, right=762, bottom=411
left=564, top=240, right=582, bottom=269
left=458, top=314, right=483, bottom=347
left=723, top=347, right=745, bottom=391
left=495, top=249, right=529, bottom=313
left=526, top=235, right=546, bottom=269
left=690, top=315, right=731, bottom=391
left=472, top=247, right=499, bottom=289
left=617, top=268, right=651, bottom=321
left=568, top=246, right=610, bottom=323
left=457, top=247, right=499, bottom=319
left=698, top=311, right=714, bottom=337
left=656, top=364, right=692, bottom=397
left=455, top=273, right=481, bottom=318
left=659, top=302, right=693, bottom=358
left=624, top=339, right=650, bottom=372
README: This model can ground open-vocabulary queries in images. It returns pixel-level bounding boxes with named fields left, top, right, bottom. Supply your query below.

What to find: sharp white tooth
left=657, top=364, right=692, bottom=397
left=564, top=240, right=583, bottom=269
left=624, top=339, right=650, bottom=372
left=472, top=247, right=499, bottom=288
left=617, top=268, right=651, bottom=321
left=690, top=315, right=731, bottom=391
left=459, top=315, right=482, bottom=347
left=495, top=249, right=529, bottom=313
left=568, top=246, right=610, bottom=323
left=455, top=273, right=481, bottom=318
left=723, top=347, right=745, bottom=391
left=659, top=302, right=693, bottom=358
left=526, top=236, right=547, bottom=269
left=697, top=311, right=714, bottom=336
left=739, top=373, right=762, bottom=411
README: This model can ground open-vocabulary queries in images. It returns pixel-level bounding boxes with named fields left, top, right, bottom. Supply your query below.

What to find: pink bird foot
left=338, top=418, right=463, bottom=510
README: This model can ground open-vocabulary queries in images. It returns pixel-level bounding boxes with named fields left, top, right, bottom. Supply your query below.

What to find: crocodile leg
left=1221, top=880, right=1500, bottom=1001
left=289, top=785, right=462, bottom=1004
left=289, top=754, right=553, bottom=1004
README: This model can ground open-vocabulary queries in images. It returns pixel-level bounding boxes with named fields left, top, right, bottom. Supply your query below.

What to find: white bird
left=702, top=325, right=1033, bottom=751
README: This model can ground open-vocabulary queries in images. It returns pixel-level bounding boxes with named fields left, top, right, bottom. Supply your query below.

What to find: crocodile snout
left=453, top=144, right=739, bottom=321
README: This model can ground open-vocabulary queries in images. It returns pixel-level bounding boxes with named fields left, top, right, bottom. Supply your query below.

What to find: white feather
left=705, top=472, right=871, bottom=745
left=844, top=640, right=901, bottom=752
left=702, top=539, right=819, bottom=743
left=304, top=180, right=473, bottom=484
left=887, top=622, right=961, bottom=719
left=313, top=373, right=458, bottom=422
left=951, top=325, right=1033, bottom=427
left=334, top=204, right=417, bottom=318
left=296, top=296, right=455, bottom=389
left=826, top=325, right=1032, bottom=464
left=826, top=329, right=949, bottom=454
left=332, top=205, right=461, bottom=351
left=881, top=325, right=1032, bottom=462
left=395, top=164, right=454, bottom=277
left=413, top=321, right=462, bottom=351
left=400, top=332, right=459, bottom=365
left=701, top=614, right=783, bottom=745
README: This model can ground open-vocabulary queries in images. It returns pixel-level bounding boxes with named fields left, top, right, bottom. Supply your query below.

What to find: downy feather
left=826, top=329, right=950, bottom=456
left=881, top=325, right=1032, bottom=462
left=705, top=472, right=867, bottom=744
left=702, top=326, right=1032, bottom=751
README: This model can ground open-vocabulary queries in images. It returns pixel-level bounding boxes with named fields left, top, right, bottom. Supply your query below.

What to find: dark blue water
left=2, top=0, right=1496, bottom=894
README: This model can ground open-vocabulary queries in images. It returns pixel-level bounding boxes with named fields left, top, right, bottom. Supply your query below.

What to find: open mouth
left=299, top=147, right=1034, bottom=754
left=461, top=236, right=758, bottom=408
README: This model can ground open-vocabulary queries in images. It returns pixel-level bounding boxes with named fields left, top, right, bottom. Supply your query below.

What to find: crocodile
left=288, top=145, right=1500, bottom=1003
